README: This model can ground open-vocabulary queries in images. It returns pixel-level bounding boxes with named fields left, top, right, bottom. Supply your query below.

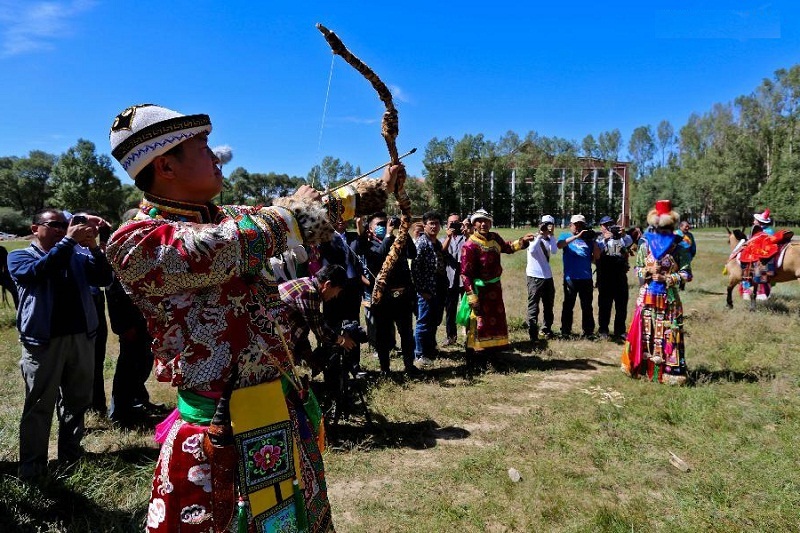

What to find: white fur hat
left=110, top=104, right=211, bottom=180
left=470, top=209, right=493, bottom=223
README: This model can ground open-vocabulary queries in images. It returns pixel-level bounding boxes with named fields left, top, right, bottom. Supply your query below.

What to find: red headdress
left=646, top=199, right=680, bottom=228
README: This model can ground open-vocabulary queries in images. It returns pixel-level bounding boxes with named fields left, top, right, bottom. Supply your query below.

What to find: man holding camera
left=526, top=215, right=559, bottom=342
left=441, top=213, right=467, bottom=346
left=595, top=216, right=633, bottom=339
left=557, top=214, right=601, bottom=338
left=9, top=209, right=113, bottom=481
left=279, top=265, right=357, bottom=373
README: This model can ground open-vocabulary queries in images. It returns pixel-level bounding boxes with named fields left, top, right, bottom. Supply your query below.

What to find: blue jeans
left=414, top=291, right=445, bottom=359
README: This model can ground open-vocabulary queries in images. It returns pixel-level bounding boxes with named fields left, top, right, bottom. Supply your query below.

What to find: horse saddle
left=739, top=230, right=793, bottom=264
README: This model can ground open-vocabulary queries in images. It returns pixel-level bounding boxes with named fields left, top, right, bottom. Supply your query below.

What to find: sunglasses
left=37, top=221, right=68, bottom=230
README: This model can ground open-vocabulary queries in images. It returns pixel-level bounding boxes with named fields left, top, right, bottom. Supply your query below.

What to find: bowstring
left=314, top=54, right=336, bottom=189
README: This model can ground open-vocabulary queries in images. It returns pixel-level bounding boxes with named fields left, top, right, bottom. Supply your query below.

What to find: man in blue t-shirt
left=557, top=214, right=600, bottom=338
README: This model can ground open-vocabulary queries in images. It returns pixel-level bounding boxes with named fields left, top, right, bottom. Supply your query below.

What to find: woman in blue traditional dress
left=622, top=200, right=692, bottom=385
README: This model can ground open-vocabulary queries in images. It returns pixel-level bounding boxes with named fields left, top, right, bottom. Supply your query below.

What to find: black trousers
left=109, top=331, right=154, bottom=421
left=561, top=278, right=595, bottom=336
left=369, top=291, right=416, bottom=372
left=597, top=272, right=629, bottom=336
left=91, top=291, right=107, bottom=412
left=526, top=276, right=555, bottom=339
left=444, top=285, right=464, bottom=339
left=323, top=279, right=362, bottom=368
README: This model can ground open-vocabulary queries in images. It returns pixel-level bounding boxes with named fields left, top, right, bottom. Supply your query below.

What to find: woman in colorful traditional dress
left=460, top=209, right=533, bottom=370
left=621, top=200, right=692, bottom=385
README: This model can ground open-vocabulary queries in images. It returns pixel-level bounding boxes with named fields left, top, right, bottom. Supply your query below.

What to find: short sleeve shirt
left=558, top=232, right=593, bottom=281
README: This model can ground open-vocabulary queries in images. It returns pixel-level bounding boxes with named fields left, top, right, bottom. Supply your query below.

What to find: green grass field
left=0, top=227, right=798, bottom=532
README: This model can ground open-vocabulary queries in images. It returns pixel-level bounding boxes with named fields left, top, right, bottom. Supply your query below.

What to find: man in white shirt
left=526, top=215, right=558, bottom=342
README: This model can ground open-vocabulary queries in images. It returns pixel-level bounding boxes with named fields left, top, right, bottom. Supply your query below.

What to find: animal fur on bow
left=316, top=23, right=411, bottom=306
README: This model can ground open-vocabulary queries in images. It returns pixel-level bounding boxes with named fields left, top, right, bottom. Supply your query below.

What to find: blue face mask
left=374, top=226, right=387, bottom=239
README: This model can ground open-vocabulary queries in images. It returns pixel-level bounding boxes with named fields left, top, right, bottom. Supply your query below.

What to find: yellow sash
left=230, top=380, right=303, bottom=525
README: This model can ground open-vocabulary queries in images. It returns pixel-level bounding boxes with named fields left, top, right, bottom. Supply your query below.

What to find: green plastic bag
left=456, top=292, right=471, bottom=326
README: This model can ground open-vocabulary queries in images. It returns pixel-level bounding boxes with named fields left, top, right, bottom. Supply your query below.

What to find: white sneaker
left=416, top=357, right=434, bottom=368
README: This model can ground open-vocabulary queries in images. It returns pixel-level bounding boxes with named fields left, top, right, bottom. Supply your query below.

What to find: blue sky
left=0, top=1, right=797, bottom=184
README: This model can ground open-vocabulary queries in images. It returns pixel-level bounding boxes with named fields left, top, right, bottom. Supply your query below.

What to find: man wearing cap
left=461, top=209, right=534, bottom=370
left=557, top=214, right=601, bottom=338
left=525, top=215, right=558, bottom=342
left=106, top=104, right=397, bottom=532
left=595, top=216, right=633, bottom=339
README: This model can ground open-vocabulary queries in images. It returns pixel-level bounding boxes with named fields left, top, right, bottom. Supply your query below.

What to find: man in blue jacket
left=8, top=208, right=113, bottom=481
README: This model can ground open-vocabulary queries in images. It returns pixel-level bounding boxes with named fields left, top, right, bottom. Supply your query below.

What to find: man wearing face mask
left=352, top=211, right=419, bottom=377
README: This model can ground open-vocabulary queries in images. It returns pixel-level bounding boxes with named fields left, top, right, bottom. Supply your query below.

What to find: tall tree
left=598, top=129, right=622, bottom=164
left=0, top=151, right=57, bottom=216
left=50, top=139, right=123, bottom=220
left=227, top=167, right=304, bottom=205
left=656, top=120, right=675, bottom=167
left=581, top=134, right=598, bottom=158
left=628, top=125, right=656, bottom=178
left=306, top=156, right=360, bottom=189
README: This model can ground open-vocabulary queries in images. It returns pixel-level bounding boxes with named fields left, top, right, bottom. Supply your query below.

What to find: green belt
left=177, top=389, right=216, bottom=425
left=474, top=276, right=501, bottom=293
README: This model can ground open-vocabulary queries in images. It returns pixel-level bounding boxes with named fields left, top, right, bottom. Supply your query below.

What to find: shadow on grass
left=384, top=345, right=618, bottom=382
left=326, top=416, right=470, bottom=452
left=0, top=451, right=150, bottom=532
left=689, top=365, right=775, bottom=385
left=691, top=287, right=727, bottom=296
left=727, top=298, right=799, bottom=314
left=493, top=350, right=618, bottom=374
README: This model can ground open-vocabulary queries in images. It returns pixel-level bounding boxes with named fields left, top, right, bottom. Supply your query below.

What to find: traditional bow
left=317, top=23, right=412, bottom=306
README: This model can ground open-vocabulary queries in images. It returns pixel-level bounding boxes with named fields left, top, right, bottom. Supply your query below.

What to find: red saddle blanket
left=739, top=230, right=794, bottom=263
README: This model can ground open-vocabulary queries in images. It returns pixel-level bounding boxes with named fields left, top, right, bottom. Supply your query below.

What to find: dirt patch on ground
left=437, top=363, right=614, bottom=449
left=332, top=477, right=397, bottom=502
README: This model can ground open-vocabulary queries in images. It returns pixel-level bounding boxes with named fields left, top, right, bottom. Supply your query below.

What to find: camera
left=341, top=320, right=369, bottom=344
left=581, top=228, right=598, bottom=242
left=98, top=224, right=111, bottom=244
left=390, top=216, right=401, bottom=227
left=71, top=215, right=87, bottom=225
left=448, top=221, right=462, bottom=233
left=608, top=225, right=623, bottom=238
left=540, top=222, right=553, bottom=232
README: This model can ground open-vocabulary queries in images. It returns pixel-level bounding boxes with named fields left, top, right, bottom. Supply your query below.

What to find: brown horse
left=725, top=228, right=800, bottom=309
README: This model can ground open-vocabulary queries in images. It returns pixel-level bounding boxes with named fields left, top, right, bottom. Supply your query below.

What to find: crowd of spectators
left=0, top=204, right=656, bottom=483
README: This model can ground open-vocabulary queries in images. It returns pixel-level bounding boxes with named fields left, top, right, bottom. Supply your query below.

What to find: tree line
left=3, top=64, right=798, bottom=233
left=419, top=64, right=800, bottom=228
